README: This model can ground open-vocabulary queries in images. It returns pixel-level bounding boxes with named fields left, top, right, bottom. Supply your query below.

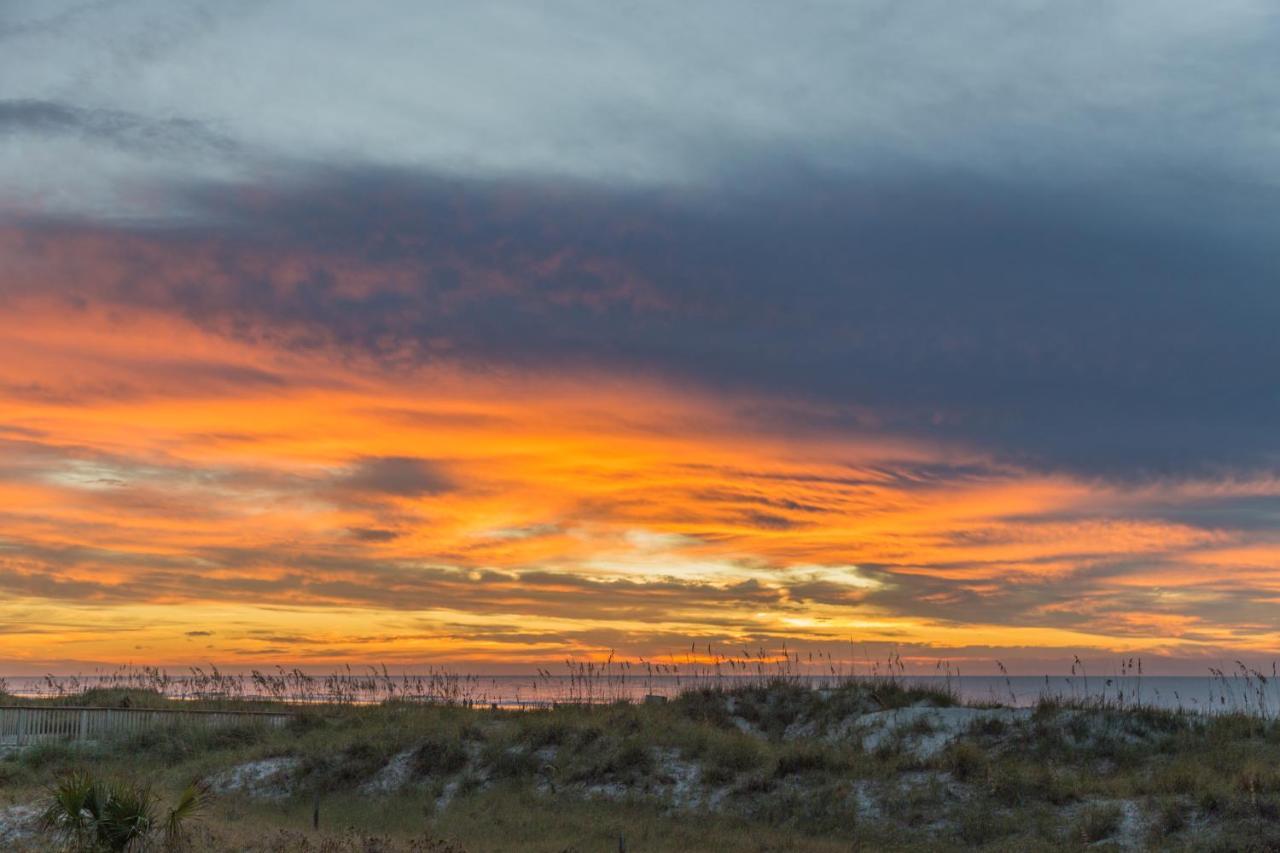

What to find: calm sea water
left=4, top=674, right=1277, bottom=714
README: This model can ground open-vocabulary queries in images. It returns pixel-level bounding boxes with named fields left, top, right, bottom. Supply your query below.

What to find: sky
left=2, top=1, right=1280, bottom=675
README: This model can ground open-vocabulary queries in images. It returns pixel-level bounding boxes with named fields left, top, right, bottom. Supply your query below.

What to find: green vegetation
left=3, top=679, right=1280, bottom=850
left=36, top=770, right=204, bottom=852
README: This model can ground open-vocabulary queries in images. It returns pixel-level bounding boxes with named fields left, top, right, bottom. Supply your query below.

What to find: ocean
left=3, top=673, right=1277, bottom=715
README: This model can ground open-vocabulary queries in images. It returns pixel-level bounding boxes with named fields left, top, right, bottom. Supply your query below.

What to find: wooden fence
left=0, top=705, right=293, bottom=747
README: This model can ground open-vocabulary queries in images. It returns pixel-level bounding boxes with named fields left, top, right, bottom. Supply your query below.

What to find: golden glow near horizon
left=3, top=238, right=1280, bottom=676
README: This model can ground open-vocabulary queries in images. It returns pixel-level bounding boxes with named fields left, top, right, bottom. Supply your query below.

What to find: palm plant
left=162, top=782, right=205, bottom=849
left=39, top=771, right=204, bottom=852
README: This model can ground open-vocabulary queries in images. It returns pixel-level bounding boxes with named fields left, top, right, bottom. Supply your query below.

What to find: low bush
left=1075, top=802, right=1123, bottom=843
left=1151, top=796, right=1189, bottom=838
left=38, top=770, right=204, bottom=852
left=125, top=721, right=265, bottom=764
left=483, top=744, right=540, bottom=780
left=946, top=741, right=986, bottom=782
left=773, top=744, right=848, bottom=778
left=954, top=802, right=1016, bottom=846
left=702, top=735, right=766, bottom=784
left=676, top=688, right=732, bottom=727
left=411, top=736, right=469, bottom=776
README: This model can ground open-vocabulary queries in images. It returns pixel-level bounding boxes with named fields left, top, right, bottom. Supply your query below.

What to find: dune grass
left=6, top=669, right=1280, bottom=850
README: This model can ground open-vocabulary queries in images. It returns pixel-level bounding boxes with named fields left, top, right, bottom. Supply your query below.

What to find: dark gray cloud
left=336, top=457, right=453, bottom=498
left=15, top=161, right=1279, bottom=482
left=1002, top=496, right=1280, bottom=534
left=346, top=527, right=401, bottom=543
left=0, top=98, right=235, bottom=156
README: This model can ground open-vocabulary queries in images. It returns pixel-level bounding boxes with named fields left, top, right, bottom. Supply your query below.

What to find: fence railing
left=0, top=705, right=292, bottom=747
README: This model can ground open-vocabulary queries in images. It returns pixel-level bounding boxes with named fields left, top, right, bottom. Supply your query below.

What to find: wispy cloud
left=1, top=1, right=1278, bottom=672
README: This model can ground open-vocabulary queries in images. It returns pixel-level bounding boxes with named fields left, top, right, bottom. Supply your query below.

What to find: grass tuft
left=1075, top=802, right=1124, bottom=843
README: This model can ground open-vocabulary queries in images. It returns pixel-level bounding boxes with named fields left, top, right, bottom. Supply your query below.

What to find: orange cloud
left=3, top=227, right=1280, bottom=674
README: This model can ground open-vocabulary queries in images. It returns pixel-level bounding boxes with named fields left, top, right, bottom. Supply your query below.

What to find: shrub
left=946, top=741, right=986, bottom=782
left=747, top=783, right=851, bottom=834
left=988, top=764, right=1034, bottom=806
left=71, top=688, right=170, bottom=709
left=125, top=721, right=264, bottom=764
left=703, top=736, right=766, bottom=785
left=608, top=742, right=653, bottom=775
left=1153, top=759, right=1209, bottom=795
left=286, top=710, right=325, bottom=735
left=1075, top=803, right=1123, bottom=843
left=955, top=803, right=1014, bottom=846
left=1035, top=766, right=1083, bottom=806
left=1152, top=797, right=1189, bottom=838
left=0, top=758, right=31, bottom=788
left=1198, top=782, right=1233, bottom=816
left=38, top=770, right=205, bottom=852
left=867, top=678, right=958, bottom=710
left=412, top=736, right=470, bottom=776
left=676, top=688, right=732, bottom=727
left=570, top=722, right=606, bottom=748
left=484, top=745, right=540, bottom=780
left=773, top=744, right=846, bottom=778
left=19, top=740, right=81, bottom=771
left=518, top=716, right=571, bottom=748
left=969, top=716, right=1007, bottom=737
left=1207, top=713, right=1265, bottom=743
left=902, top=716, right=936, bottom=738
left=565, top=738, right=654, bottom=783
left=1236, top=762, right=1280, bottom=795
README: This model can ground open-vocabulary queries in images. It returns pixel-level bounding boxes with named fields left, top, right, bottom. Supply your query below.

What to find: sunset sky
left=3, top=1, right=1280, bottom=675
